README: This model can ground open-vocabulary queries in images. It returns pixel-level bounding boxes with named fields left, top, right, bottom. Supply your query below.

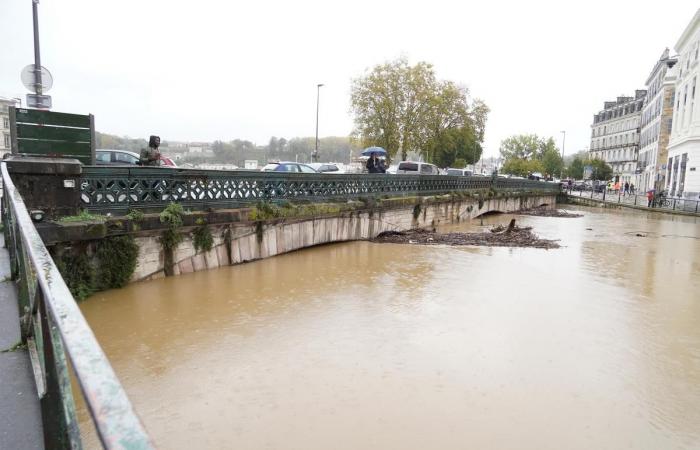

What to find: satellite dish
left=21, top=64, right=53, bottom=93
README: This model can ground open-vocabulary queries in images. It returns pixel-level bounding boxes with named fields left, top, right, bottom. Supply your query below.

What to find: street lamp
left=313, top=83, right=324, bottom=163
left=560, top=130, right=566, bottom=179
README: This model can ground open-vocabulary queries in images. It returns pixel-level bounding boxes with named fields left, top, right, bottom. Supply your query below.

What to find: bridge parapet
left=1, top=162, right=154, bottom=449
left=79, top=166, right=560, bottom=215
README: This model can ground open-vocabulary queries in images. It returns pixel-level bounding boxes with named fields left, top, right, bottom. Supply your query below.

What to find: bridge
left=0, top=159, right=560, bottom=449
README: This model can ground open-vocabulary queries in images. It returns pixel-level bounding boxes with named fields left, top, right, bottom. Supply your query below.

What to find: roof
left=675, top=8, right=700, bottom=51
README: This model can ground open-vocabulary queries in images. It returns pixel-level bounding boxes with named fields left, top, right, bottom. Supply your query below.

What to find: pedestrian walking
left=630, top=183, right=635, bottom=195
left=646, top=190, right=654, bottom=207
left=624, top=182, right=629, bottom=196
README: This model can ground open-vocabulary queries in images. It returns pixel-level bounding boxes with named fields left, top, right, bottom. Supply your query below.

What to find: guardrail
left=565, top=187, right=700, bottom=214
left=80, top=167, right=561, bottom=214
left=1, top=163, right=154, bottom=449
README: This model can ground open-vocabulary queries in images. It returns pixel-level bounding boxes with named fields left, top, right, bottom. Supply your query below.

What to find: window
left=3, top=133, right=9, bottom=149
left=96, top=151, right=111, bottom=163
left=299, top=164, right=316, bottom=173
left=420, top=164, right=435, bottom=174
left=114, top=152, right=138, bottom=164
left=2, top=117, right=8, bottom=129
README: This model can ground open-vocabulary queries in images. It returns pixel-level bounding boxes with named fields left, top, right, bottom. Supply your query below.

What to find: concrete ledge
left=565, top=195, right=700, bottom=217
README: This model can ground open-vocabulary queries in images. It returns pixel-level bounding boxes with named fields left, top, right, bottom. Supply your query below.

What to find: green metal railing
left=80, top=167, right=561, bottom=214
left=1, top=163, right=154, bottom=449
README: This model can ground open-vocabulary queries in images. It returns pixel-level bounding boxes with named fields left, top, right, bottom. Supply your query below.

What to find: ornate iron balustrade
left=80, top=167, right=561, bottom=214
left=1, top=163, right=154, bottom=449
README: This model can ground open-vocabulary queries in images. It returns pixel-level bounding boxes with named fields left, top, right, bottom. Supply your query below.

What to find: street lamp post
left=32, top=0, right=43, bottom=98
left=560, top=130, right=566, bottom=179
left=313, top=83, right=324, bottom=163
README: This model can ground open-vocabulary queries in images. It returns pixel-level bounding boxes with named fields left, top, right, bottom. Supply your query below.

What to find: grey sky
left=1, top=0, right=698, bottom=158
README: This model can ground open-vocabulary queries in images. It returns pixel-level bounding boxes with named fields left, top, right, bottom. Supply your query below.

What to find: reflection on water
left=77, top=206, right=700, bottom=449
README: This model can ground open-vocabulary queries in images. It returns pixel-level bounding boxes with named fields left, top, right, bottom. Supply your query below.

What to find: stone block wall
left=130, top=194, right=555, bottom=282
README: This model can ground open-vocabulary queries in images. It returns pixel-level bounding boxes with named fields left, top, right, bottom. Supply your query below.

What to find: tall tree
left=499, top=134, right=562, bottom=177
left=567, top=156, right=585, bottom=179
left=589, top=158, right=613, bottom=181
left=350, top=58, right=487, bottom=162
left=539, top=138, right=563, bottom=177
left=499, top=134, right=542, bottom=160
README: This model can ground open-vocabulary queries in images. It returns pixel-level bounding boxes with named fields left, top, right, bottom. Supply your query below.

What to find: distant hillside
left=95, top=132, right=147, bottom=152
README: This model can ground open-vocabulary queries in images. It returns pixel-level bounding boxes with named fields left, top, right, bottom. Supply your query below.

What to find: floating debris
left=373, top=220, right=559, bottom=249
left=517, top=206, right=583, bottom=218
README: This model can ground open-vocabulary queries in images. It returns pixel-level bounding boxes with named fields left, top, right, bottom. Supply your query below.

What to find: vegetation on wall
left=160, top=202, right=185, bottom=276
left=192, top=218, right=213, bottom=253
left=127, top=209, right=145, bottom=231
left=248, top=201, right=343, bottom=221
left=53, top=235, right=139, bottom=301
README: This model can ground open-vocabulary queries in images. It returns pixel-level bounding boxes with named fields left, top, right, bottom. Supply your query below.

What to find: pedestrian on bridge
left=366, top=152, right=384, bottom=173
left=140, top=135, right=161, bottom=166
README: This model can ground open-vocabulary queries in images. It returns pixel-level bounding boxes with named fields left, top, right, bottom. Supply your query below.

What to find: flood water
left=77, top=206, right=700, bottom=449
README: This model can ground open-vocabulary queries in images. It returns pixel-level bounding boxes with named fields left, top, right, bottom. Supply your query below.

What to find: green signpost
left=9, top=106, right=95, bottom=165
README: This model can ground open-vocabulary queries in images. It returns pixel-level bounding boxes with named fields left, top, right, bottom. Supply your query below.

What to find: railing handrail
left=1, top=162, right=154, bottom=449
left=80, top=166, right=560, bottom=214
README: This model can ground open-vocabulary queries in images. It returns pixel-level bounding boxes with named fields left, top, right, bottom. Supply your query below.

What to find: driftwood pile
left=373, top=219, right=560, bottom=249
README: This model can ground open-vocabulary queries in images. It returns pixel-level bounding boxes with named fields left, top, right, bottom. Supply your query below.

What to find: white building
left=589, top=91, right=646, bottom=185
left=666, top=9, right=700, bottom=200
left=0, top=97, right=20, bottom=158
left=639, top=49, right=678, bottom=192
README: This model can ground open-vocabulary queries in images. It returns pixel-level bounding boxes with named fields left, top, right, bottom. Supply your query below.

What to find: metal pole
left=560, top=130, right=566, bottom=179
left=32, top=0, right=43, bottom=96
left=314, top=83, right=323, bottom=163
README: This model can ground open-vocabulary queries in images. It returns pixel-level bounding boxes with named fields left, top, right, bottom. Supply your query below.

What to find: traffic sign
left=21, top=64, right=53, bottom=93
left=26, top=94, right=52, bottom=109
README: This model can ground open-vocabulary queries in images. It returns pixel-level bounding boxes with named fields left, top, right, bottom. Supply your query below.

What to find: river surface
left=76, top=206, right=700, bottom=449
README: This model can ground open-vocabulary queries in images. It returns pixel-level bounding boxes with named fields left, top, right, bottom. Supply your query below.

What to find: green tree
left=539, top=138, right=563, bottom=178
left=500, top=133, right=562, bottom=178
left=567, top=156, right=585, bottom=179
left=499, top=134, right=541, bottom=160
left=589, top=158, right=613, bottom=181
left=350, top=57, right=488, bottom=162
left=430, top=126, right=482, bottom=167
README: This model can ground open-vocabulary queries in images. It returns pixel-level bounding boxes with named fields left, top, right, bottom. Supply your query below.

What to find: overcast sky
left=1, top=0, right=698, bottom=158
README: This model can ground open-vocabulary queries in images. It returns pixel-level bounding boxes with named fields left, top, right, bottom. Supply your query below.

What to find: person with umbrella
left=366, top=152, right=385, bottom=173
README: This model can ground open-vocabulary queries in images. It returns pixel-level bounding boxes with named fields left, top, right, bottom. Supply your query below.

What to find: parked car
left=159, top=156, right=177, bottom=167
left=572, top=181, right=587, bottom=191
left=95, top=149, right=177, bottom=167
left=395, top=161, right=439, bottom=175
left=95, top=149, right=140, bottom=165
left=308, top=163, right=344, bottom=173
left=446, top=168, right=473, bottom=176
left=261, top=162, right=318, bottom=173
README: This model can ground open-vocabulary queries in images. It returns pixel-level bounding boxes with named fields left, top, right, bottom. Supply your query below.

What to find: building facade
left=639, top=49, right=678, bottom=192
left=589, top=90, right=646, bottom=185
left=0, top=97, right=20, bottom=159
left=667, top=9, right=700, bottom=200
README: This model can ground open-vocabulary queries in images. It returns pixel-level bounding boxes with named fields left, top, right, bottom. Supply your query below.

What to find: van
left=396, top=161, right=439, bottom=175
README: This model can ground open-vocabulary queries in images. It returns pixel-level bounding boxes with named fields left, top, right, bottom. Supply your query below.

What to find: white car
left=445, top=168, right=473, bottom=176
left=395, top=161, right=440, bottom=175
left=308, top=163, right=344, bottom=174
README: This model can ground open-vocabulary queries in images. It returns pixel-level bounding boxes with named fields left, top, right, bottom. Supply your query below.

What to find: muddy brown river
left=76, top=206, right=700, bottom=449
